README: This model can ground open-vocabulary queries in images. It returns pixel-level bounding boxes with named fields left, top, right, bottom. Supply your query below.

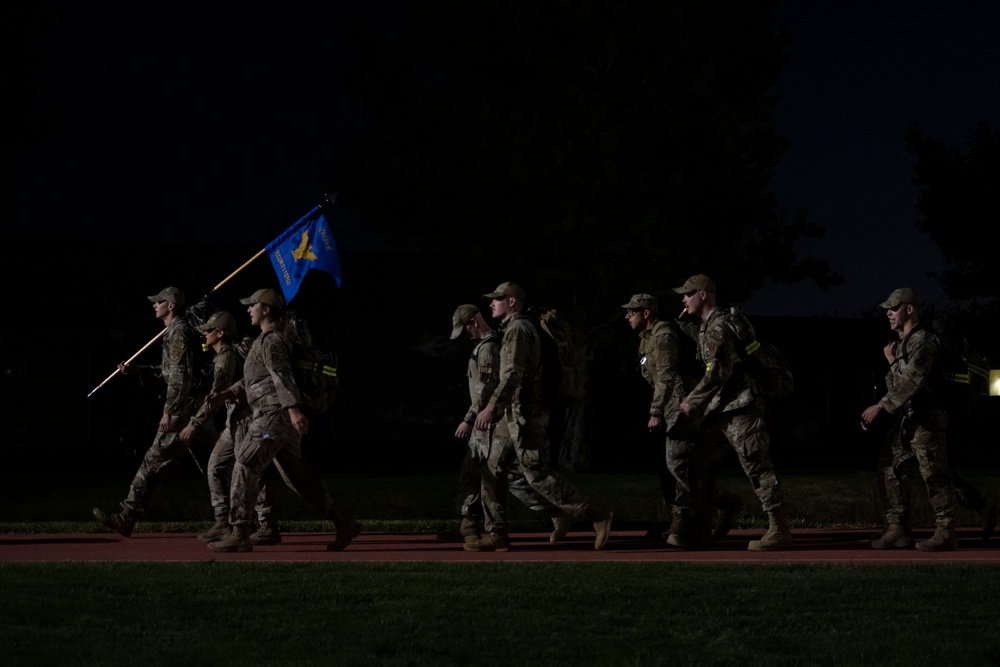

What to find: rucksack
left=535, top=308, right=586, bottom=406
left=724, top=306, right=794, bottom=400
left=282, top=314, right=340, bottom=416
left=902, top=321, right=988, bottom=417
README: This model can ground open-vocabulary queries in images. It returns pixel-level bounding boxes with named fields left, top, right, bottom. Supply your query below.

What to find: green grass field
left=2, top=562, right=999, bottom=666
left=3, top=469, right=1000, bottom=666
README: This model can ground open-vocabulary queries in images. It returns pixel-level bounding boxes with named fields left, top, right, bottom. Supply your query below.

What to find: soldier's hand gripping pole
left=87, top=329, right=167, bottom=397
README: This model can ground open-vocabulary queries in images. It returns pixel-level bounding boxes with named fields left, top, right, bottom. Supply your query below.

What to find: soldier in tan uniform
left=473, top=282, right=613, bottom=551
left=177, top=311, right=276, bottom=545
left=205, top=288, right=361, bottom=553
left=675, top=275, right=792, bottom=551
left=862, top=288, right=958, bottom=551
left=93, top=287, right=215, bottom=536
left=451, top=304, right=573, bottom=551
left=623, top=293, right=742, bottom=545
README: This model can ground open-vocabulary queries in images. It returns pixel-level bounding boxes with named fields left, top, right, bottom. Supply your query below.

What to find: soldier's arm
left=466, top=341, right=500, bottom=423
left=648, top=329, right=678, bottom=417
left=880, top=333, right=938, bottom=414
left=162, top=328, right=193, bottom=418
left=683, top=325, right=733, bottom=416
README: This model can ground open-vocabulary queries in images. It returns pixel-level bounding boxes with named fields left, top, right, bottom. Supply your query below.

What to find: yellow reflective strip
left=321, top=366, right=338, bottom=378
left=705, top=361, right=714, bottom=371
left=941, top=373, right=970, bottom=384
left=745, top=340, right=761, bottom=355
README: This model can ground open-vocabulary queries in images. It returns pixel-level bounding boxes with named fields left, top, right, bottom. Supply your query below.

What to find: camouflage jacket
left=489, top=312, right=544, bottom=414
left=230, top=329, right=301, bottom=411
left=187, top=342, right=242, bottom=431
left=464, top=332, right=501, bottom=424
left=881, top=327, right=941, bottom=415
left=684, top=308, right=755, bottom=417
left=156, top=315, right=199, bottom=418
left=638, top=320, right=685, bottom=419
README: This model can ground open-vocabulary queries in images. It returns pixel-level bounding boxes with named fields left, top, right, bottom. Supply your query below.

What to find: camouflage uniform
left=458, top=328, right=566, bottom=533
left=485, top=312, right=598, bottom=522
left=122, top=314, right=211, bottom=513
left=677, top=307, right=783, bottom=514
left=227, top=329, right=351, bottom=528
left=638, top=319, right=687, bottom=504
left=199, top=342, right=273, bottom=526
left=877, top=327, right=956, bottom=530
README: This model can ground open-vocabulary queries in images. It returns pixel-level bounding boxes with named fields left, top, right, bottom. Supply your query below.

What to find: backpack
left=902, top=321, right=988, bottom=417
left=724, top=306, right=794, bottom=400
left=535, top=308, right=586, bottom=406
left=282, top=314, right=340, bottom=416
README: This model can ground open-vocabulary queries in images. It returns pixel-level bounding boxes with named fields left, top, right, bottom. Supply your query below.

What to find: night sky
left=5, top=1, right=999, bottom=317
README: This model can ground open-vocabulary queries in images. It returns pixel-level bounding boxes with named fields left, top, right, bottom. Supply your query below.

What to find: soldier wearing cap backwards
left=451, top=304, right=573, bottom=550
left=862, top=288, right=959, bottom=551
left=675, top=275, right=792, bottom=551
left=622, top=293, right=742, bottom=544
left=205, top=288, right=361, bottom=553
left=93, top=286, right=213, bottom=536
left=176, top=311, right=276, bottom=545
left=472, top=282, right=613, bottom=551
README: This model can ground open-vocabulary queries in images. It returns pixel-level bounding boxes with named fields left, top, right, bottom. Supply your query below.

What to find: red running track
left=3, top=528, right=1000, bottom=564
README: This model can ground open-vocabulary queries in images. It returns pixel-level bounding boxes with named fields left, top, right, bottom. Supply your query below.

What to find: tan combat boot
left=459, top=517, right=480, bottom=545
left=250, top=520, right=282, bottom=546
left=871, top=523, right=912, bottom=549
left=666, top=508, right=707, bottom=549
left=591, top=509, right=614, bottom=551
left=550, top=514, right=573, bottom=544
left=208, top=524, right=253, bottom=552
left=747, top=510, right=793, bottom=551
left=464, top=531, right=510, bottom=552
left=198, top=519, right=230, bottom=543
left=92, top=507, right=135, bottom=538
left=915, top=526, right=958, bottom=552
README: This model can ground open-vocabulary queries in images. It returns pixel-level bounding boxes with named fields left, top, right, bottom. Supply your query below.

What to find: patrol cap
left=199, top=311, right=238, bottom=339
left=148, top=286, right=186, bottom=306
left=673, top=274, right=716, bottom=294
left=484, top=281, right=526, bottom=301
left=239, top=288, right=285, bottom=308
left=879, top=288, right=920, bottom=309
left=450, top=304, right=480, bottom=339
left=622, top=293, right=658, bottom=312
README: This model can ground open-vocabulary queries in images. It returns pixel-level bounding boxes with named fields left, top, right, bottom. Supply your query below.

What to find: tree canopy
left=332, top=0, right=838, bottom=328
left=906, top=120, right=1000, bottom=313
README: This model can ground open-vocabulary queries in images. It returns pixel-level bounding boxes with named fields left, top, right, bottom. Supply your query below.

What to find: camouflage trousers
left=669, top=403, right=783, bottom=514
left=878, top=408, right=956, bottom=529
left=123, top=417, right=216, bottom=513
left=480, top=406, right=593, bottom=531
left=207, top=416, right=273, bottom=524
left=229, top=405, right=352, bottom=527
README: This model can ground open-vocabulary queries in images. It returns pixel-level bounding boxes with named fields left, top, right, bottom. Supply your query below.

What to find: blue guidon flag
left=266, top=206, right=342, bottom=303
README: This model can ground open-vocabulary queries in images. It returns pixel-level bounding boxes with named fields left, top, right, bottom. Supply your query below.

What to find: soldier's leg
left=228, top=412, right=285, bottom=528
left=910, top=411, right=956, bottom=530
left=720, top=408, right=783, bottom=513
left=458, top=447, right=484, bottom=529
left=123, top=429, right=190, bottom=514
left=512, top=411, right=592, bottom=520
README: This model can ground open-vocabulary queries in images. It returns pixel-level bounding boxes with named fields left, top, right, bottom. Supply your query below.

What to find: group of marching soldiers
left=94, top=276, right=996, bottom=553
left=93, top=286, right=361, bottom=553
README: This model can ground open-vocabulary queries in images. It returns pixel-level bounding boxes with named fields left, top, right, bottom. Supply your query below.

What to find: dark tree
left=906, top=121, right=1000, bottom=311
left=332, top=0, right=839, bottom=468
